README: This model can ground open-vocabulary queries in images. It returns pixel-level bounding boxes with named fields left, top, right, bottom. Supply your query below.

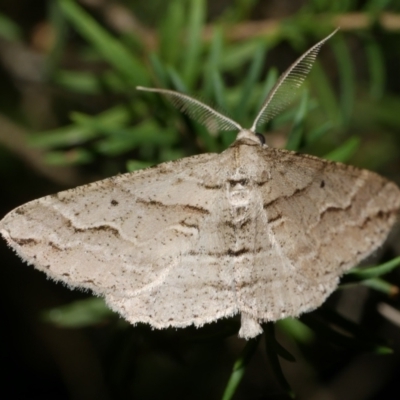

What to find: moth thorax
left=227, top=176, right=251, bottom=207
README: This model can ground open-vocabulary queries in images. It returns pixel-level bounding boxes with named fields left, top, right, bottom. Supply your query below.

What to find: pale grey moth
left=1, top=30, right=399, bottom=339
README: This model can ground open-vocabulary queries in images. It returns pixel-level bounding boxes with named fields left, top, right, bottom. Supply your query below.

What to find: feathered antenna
left=250, top=28, right=339, bottom=132
left=136, top=87, right=242, bottom=134
left=137, top=29, right=338, bottom=138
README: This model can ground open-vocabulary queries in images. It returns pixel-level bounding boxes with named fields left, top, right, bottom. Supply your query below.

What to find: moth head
left=236, top=129, right=265, bottom=146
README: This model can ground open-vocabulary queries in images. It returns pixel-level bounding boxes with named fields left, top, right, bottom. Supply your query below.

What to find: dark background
left=1, top=1, right=400, bottom=399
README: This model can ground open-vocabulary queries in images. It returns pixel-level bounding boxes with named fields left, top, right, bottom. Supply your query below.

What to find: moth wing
left=0, top=153, right=238, bottom=328
left=238, top=148, right=400, bottom=323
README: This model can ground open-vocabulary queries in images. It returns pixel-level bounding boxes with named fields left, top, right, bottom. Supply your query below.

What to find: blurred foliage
left=1, top=0, right=400, bottom=399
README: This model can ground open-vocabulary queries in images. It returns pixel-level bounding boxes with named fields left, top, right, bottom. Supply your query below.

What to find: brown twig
left=204, top=13, right=400, bottom=42
left=77, top=2, right=400, bottom=46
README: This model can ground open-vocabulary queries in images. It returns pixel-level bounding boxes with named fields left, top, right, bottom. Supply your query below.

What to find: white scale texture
left=1, top=129, right=399, bottom=338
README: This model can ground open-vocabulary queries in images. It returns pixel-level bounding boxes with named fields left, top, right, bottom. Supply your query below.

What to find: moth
left=1, top=30, right=399, bottom=339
